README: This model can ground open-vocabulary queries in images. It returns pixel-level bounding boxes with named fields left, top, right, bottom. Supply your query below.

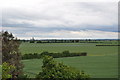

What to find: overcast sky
left=1, top=0, right=119, bottom=39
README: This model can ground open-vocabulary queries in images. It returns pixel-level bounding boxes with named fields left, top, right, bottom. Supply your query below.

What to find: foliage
left=22, top=51, right=87, bottom=60
left=28, top=39, right=115, bottom=43
left=36, top=56, right=89, bottom=80
left=36, top=41, right=42, bottom=43
left=1, top=31, right=23, bottom=77
left=30, top=37, right=35, bottom=43
left=2, top=62, right=15, bottom=79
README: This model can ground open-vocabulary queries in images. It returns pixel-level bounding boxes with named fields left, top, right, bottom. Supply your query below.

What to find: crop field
left=20, top=41, right=119, bottom=78
left=22, top=55, right=118, bottom=78
left=19, top=41, right=118, bottom=55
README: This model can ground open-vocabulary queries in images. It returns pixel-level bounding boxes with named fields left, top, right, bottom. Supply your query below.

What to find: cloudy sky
left=1, top=0, right=119, bottom=39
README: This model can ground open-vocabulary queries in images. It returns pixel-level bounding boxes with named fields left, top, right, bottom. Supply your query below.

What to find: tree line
left=19, top=38, right=117, bottom=43
left=22, top=51, right=87, bottom=60
left=19, top=39, right=118, bottom=44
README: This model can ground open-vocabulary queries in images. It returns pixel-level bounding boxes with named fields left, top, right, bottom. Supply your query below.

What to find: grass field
left=20, top=41, right=119, bottom=78
left=19, top=41, right=118, bottom=55
left=22, top=55, right=118, bottom=78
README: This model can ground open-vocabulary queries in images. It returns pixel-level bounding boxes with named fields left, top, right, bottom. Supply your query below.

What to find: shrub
left=22, top=51, right=87, bottom=60
left=41, top=51, right=49, bottom=56
left=2, top=62, right=16, bottom=79
left=81, top=53, right=87, bottom=56
left=37, top=41, right=42, bottom=43
left=36, top=56, right=89, bottom=80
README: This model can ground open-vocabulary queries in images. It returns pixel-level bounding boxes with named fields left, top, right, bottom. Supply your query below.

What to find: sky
left=1, top=0, right=119, bottom=39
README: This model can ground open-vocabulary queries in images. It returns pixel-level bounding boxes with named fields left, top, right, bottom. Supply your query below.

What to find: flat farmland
left=22, top=55, right=118, bottom=78
left=20, top=41, right=119, bottom=78
left=19, top=42, right=118, bottom=55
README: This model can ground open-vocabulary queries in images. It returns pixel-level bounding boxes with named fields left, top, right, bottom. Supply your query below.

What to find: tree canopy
left=1, top=31, right=23, bottom=78
left=36, top=55, right=89, bottom=80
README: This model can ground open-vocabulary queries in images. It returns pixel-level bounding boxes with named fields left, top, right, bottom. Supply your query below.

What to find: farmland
left=22, top=55, right=118, bottom=78
left=20, top=41, right=119, bottom=78
left=19, top=41, right=118, bottom=55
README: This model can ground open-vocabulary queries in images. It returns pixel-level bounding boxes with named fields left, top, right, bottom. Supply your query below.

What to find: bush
left=81, top=53, right=87, bottom=56
left=41, top=51, right=49, bottom=56
left=22, top=51, right=87, bottom=60
left=2, top=62, right=16, bottom=79
left=36, top=56, right=89, bottom=80
left=37, top=41, right=42, bottom=43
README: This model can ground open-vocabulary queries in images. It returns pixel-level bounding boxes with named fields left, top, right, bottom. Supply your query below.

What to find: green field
left=20, top=41, right=119, bottom=78
left=22, top=55, right=118, bottom=78
left=19, top=41, right=118, bottom=55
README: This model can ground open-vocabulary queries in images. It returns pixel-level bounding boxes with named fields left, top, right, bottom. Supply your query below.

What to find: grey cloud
left=2, top=1, right=118, bottom=39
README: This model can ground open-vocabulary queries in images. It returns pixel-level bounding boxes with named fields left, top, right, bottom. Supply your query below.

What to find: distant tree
left=1, top=31, right=23, bottom=78
left=37, top=41, right=42, bottom=43
left=30, top=37, right=35, bottom=43
left=62, top=50, right=70, bottom=57
left=36, top=56, right=89, bottom=80
left=75, top=40, right=79, bottom=43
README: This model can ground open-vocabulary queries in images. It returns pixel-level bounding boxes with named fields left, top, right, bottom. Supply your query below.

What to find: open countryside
left=2, top=1, right=119, bottom=79
left=20, top=40, right=119, bottom=78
